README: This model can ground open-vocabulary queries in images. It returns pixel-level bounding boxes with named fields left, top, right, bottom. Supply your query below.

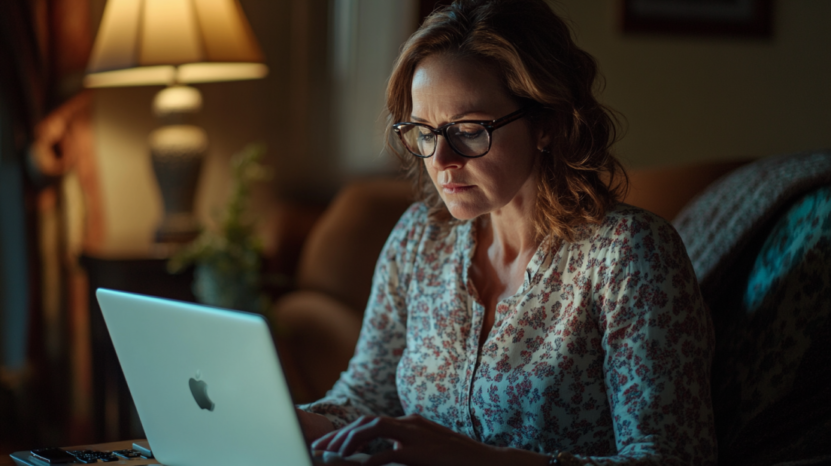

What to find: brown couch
left=271, top=179, right=414, bottom=402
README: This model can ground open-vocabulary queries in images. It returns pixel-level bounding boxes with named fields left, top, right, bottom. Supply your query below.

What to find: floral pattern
left=301, top=202, right=716, bottom=465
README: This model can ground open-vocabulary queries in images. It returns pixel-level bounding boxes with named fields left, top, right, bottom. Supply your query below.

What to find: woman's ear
left=535, top=125, right=553, bottom=152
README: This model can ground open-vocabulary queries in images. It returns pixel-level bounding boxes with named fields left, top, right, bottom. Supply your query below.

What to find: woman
left=296, top=0, right=716, bottom=464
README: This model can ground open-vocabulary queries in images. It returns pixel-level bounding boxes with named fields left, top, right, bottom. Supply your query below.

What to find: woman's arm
left=578, top=210, right=717, bottom=465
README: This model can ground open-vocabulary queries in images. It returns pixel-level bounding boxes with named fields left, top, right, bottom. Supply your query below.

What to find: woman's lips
left=441, top=183, right=474, bottom=194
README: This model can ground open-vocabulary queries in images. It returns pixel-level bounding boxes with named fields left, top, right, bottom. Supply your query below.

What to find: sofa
left=270, top=152, right=831, bottom=465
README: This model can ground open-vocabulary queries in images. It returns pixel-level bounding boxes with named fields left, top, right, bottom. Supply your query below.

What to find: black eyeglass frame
left=392, top=105, right=537, bottom=159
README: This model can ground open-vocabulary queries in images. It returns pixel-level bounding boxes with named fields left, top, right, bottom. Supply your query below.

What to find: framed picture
left=622, top=0, right=772, bottom=37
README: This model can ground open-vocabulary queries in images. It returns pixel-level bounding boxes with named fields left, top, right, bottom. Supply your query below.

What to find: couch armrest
left=624, top=159, right=753, bottom=221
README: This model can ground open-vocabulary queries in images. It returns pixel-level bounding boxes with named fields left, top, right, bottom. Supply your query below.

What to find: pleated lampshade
left=85, top=0, right=268, bottom=88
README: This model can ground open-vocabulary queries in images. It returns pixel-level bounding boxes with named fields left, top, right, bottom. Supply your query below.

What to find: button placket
left=464, top=288, right=484, bottom=440
left=460, top=219, right=483, bottom=440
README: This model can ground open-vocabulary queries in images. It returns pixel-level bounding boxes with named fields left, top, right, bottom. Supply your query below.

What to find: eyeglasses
left=392, top=106, right=535, bottom=158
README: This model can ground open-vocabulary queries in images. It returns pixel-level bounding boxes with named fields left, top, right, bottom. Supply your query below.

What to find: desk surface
left=4, top=440, right=152, bottom=466
left=4, top=440, right=367, bottom=466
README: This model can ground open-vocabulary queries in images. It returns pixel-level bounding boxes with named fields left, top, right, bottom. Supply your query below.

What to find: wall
left=551, top=0, right=831, bottom=168
left=331, top=0, right=418, bottom=176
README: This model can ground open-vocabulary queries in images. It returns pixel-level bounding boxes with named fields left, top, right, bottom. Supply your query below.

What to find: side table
left=80, top=252, right=195, bottom=442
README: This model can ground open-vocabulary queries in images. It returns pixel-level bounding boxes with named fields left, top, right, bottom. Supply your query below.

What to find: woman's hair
left=385, top=0, right=628, bottom=243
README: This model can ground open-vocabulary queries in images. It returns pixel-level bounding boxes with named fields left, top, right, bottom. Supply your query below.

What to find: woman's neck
left=478, top=178, right=540, bottom=262
left=471, top=192, right=540, bottom=348
left=477, top=213, right=538, bottom=267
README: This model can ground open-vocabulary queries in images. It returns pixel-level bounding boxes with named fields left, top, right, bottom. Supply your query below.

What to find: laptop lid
left=96, top=288, right=312, bottom=466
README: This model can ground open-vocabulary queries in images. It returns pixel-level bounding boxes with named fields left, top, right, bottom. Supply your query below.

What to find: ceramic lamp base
left=149, top=124, right=207, bottom=243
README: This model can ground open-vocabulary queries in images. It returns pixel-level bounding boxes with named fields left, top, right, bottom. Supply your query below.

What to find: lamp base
left=154, top=212, right=201, bottom=243
left=149, top=123, right=207, bottom=244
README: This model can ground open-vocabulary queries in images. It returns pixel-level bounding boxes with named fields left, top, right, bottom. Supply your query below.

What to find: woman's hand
left=296, top=408, right=336, bottom=445
left=310, top=414, right=549, bottom=466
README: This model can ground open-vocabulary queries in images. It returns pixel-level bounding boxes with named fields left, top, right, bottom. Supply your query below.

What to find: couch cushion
left=296, top=178, right=413, bottom=314
left=622, top=159, right=751, bottom=221
left=272, top=290, right=364, bottom=403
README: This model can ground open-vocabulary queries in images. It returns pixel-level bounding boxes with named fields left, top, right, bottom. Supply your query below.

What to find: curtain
left=0, top=90, right=29, bottom=375
left=0, top=0, right=98, bottom=448
left=0, top=0, right=45, bottom=448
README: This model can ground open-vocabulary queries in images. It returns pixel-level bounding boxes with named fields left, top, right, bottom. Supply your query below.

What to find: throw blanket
left=673, top=150, right=831, bottom=466
left=673, top=150, right=831, bottom=298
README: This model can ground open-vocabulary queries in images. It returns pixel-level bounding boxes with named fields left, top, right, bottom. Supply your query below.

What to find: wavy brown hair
left=385, top=0, right=628, bottom=243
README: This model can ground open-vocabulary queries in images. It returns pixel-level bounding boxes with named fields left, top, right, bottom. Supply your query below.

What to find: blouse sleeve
left=575, top=210, right=717, bottom=465
left=297, top=203, right=425, bottom=429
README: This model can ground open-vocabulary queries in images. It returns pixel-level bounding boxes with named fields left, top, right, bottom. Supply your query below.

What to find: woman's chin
left=444, top=201, right=482, bottom=221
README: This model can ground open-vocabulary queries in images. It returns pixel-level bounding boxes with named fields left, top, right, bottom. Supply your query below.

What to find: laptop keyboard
left=63, top=450, right=121, bottom=463
left=12, top=448, right=153, bottom=465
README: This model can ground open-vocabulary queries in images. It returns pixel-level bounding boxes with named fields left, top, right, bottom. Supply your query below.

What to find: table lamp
left=85, top=0, right=268, bottom=243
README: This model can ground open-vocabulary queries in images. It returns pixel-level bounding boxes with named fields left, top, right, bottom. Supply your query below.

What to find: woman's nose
left=431, top=136, right=465, bottom=171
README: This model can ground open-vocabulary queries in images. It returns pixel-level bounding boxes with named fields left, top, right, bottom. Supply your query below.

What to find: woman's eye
left=453, top=126, right=485, bottom=140
left=417, top=131, right=435, bottom=143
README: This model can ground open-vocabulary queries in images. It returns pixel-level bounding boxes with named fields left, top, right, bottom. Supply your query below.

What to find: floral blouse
left=300, top=202, right=717, bottom=465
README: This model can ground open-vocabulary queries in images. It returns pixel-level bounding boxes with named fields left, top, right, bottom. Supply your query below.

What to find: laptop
left=93, top=288, right=314, bottom=466
left=10, top=289, right=401, bottom=466
left=8, top=289, right=408, bottom=466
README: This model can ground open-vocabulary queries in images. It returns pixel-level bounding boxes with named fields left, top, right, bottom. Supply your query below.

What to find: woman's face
left=410, top=54, right=542, bottom=221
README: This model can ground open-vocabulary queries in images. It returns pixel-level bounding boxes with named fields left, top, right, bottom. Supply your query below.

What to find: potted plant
left=168, top=143, right=270, bottom=313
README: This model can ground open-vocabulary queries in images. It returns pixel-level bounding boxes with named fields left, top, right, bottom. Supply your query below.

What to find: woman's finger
left=338, top=416, right=412, bottom=457
left=312, top=421, right=354, bottom=451
left=312, top=416, right=376, bottom=452
left=310, top=428, right=338, bottom=451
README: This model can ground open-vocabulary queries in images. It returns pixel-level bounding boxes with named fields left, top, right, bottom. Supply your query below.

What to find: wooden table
left=80, top=253, right=195, bottom=441
left=4, top=440, right=364, bottom=465
left=4, top=440, right=156, bottom=466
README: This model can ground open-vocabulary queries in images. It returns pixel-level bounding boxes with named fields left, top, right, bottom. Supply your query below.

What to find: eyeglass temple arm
left=489, top=107, right=534, bottom=130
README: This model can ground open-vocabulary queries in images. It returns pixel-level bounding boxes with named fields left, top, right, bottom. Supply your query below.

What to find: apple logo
left=188, top=370, right=215, bottom=411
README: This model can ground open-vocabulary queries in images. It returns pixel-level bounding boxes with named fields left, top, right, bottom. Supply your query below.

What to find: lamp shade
left=85, top=0, right=268, bottom=87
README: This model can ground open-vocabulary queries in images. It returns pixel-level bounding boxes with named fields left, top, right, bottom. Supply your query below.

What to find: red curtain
left=0, top=0, right=101, bottom=450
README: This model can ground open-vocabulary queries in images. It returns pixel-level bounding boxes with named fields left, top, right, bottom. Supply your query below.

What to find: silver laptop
left=95, top=288, right=312, bottom=466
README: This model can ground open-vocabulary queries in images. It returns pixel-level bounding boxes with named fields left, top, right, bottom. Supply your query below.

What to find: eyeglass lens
left=398, top=122, right=490, bottom=157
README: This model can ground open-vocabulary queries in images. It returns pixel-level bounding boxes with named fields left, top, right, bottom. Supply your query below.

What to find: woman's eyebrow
left=409, top=111, right=483, bottom=123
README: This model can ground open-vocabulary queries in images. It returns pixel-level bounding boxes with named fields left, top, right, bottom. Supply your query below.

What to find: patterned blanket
left=672, top=150, right=831, bottom=466
left=673, top=150, right=831, bottom=299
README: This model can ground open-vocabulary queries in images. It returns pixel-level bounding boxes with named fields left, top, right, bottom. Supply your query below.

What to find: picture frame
left=622, top=0, right=772, bottom=37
